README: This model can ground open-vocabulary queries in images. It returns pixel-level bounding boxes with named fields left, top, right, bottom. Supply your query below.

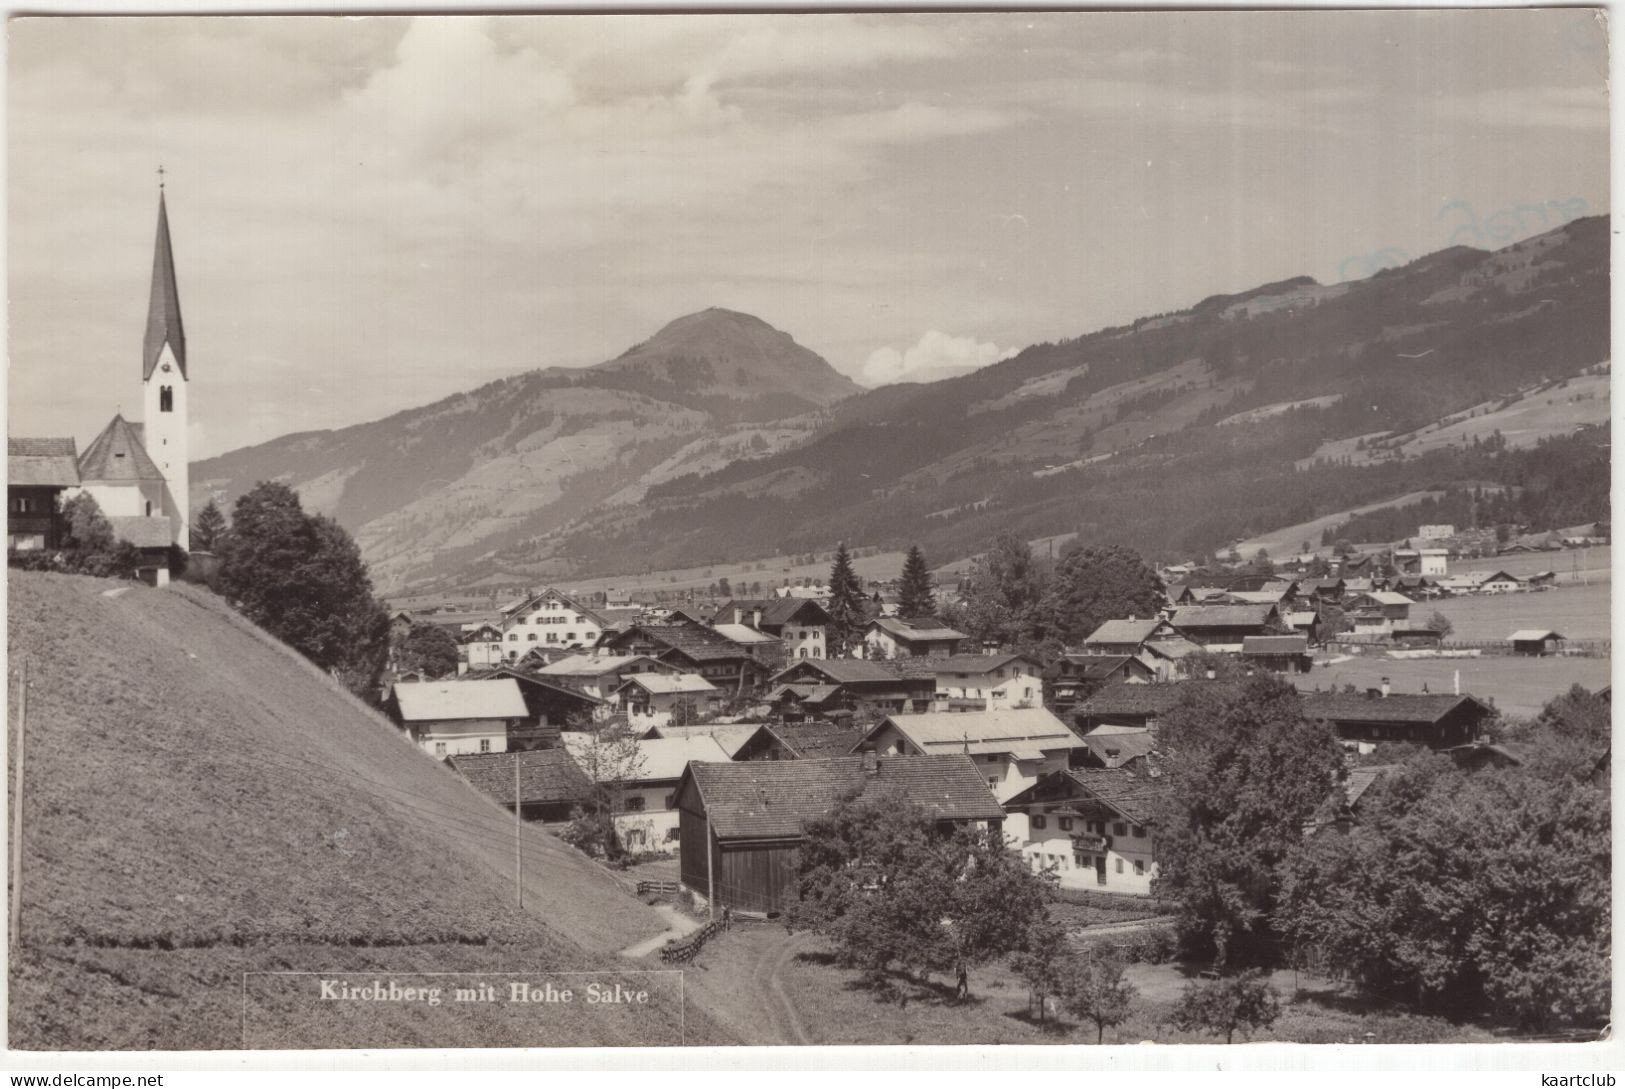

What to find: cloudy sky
left=8, top=11, right=1609, bottom=458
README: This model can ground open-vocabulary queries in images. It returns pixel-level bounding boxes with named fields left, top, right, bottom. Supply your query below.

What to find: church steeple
left=142, top=181, right=186, bottom=381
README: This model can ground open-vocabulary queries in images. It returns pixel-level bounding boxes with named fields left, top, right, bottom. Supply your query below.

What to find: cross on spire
left=157, top=164, right=166, bottom=191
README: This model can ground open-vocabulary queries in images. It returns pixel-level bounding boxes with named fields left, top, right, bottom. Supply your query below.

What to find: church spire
left=142, top=177, right=186, bottom=381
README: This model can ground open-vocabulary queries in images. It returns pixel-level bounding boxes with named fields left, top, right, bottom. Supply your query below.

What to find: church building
left=74, top=183, right=193, bottom=577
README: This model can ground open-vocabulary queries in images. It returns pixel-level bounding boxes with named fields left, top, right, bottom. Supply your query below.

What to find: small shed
left=676, top=754, right=1004, bottom=915
left=1509, top=629, right=1566, bottom=657
left=448, top=748, right=595, bottom=822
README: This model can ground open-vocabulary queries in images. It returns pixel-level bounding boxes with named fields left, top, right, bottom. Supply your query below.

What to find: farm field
left=1296, top=654, right=1610, bottom=719
left=1232, top=490, right=1445, bottom=560
left=1450, top=545, right=1610, bottom=582
left=1427, top=582, right=1611, bottom=641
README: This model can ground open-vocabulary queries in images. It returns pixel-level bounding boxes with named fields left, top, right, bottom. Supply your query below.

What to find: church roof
left=143, top=192, right=187, bottom=381
left=78, top=415, right=166, bottom=484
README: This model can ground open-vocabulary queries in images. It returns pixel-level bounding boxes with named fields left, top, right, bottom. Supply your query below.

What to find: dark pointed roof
left=78, top=414, right=165, bottom=483
left=143, top=192, right=186, bottom=380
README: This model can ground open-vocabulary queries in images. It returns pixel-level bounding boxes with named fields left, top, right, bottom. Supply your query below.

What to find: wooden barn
left=674, top=754, right=1005, bottom=916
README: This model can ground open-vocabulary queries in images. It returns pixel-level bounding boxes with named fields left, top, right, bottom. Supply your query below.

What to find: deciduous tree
left=1063, top=947, right=1137, bottom=1043
left=396, top=621, right=459, bottom=678
left=1152, top=674, right=1343, bottom=966
left=1033, top=543, right=1163, bottom=647
left=218, top=482, right=390, bottom=696
left=1170, top=970, right=1279, bottom=1044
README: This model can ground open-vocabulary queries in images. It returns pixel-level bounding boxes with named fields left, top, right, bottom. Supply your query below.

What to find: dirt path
left=617, top=903, right=702, bottom=959
left=751, top=929, right=812, bottom=1045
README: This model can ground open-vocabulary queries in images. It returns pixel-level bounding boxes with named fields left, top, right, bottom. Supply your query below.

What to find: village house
left=1241, top=634, right=1312, bottom=673
left=1442, top=569, right=1523, bottom=595
left=1072, top=682, right=1194, bottom=734
left=1510, top=629, right=1567, bottom=657
left=712, top=598, right=832, bottom=660
left=448, top=748, right=596, bottom=822
left=909, top=653, right=1044, bottom=711
left=1300, top=687, right=1495, bottom=750
left=532, top=653, right=677, bottom=706
left=853, top=706, right=1085, bottom=831
left=459, top=623, right=508, bottom=672
left=1003, top=767, right=1165, bottom=895
left=1168, top=603, right=1282, bottom=651
left=497, top=588, right=611, bottom=660
left=1348, top=591, right=1415, bottom=638
left=862, top=616, right=968, bottom=659
left=598, top=622, right=771, bottom=698
left=484, top=667, right=605, bottom=744
left=1048, top=654, right=1156, bottom=712
left=1281, top=608, right=1323, bottom=645
left=757, top=719, right=866, bottom=759
left=649, top=722, right=785, bottom=760
left=8, top=438, right=80, bottom=551
left=389, top=678, right=529, bottom=758
left=768, top=657, right=937, bottom=715
left=1079, top=618, right=1176, bottom=656
left=1073, top=726, right=1157, bottom=770
left=563, top=731, right=733, bottom=851
left=675, top=753, right=1005, bottom=914
left=614, top=672, right=723, bottom=727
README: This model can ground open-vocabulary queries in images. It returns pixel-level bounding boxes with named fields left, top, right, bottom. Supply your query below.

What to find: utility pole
left=11, top=657, right=25, bottom=950
left=706, top=808, right=716, bottom=921
left=514, top=752, right=523, bottom=909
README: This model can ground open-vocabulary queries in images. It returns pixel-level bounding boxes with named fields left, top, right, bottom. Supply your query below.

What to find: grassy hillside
left=7, top=572, right=721, bottom=1049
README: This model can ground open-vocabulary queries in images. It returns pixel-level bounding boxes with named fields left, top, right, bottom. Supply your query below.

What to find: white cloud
left=860, top=330, right=1016, bottom=387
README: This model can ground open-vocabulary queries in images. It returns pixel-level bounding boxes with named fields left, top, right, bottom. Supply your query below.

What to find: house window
left=566, top=633, right=575, bottom=642
left=624, top=796, right=646, bottom=812
left=479, top=739, right=491, bottom=753
left=1132, top=825, right=1146, bottom=838
left=1073, top=851, right=1087, bottom=868
left=1113, top=822, right=1127, bottom=837
left=1031, top=815, right=1047, bottom=830
left=9, top=497, right=34, bottom=514
left=509, top=634, right=519, bottom=642
left=145, top=501, right=153, bottom=517
left=528, top=634, right=537, bottom=642
left=664, top=826, right=679, bottom=842
left=1115, top=858, right=1124, bottom=874
left=987, top=777, right=998, bottom=790
left=434, top=742, right=447, bottom=756
left=160, top=386, right=173, bottom=412
left=1134, top=860, right=1145, bottom=876
left=1058, top=817, right=1074, bottom=831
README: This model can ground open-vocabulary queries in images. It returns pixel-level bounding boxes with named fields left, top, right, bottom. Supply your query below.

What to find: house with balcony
left=8, top=438, right=79, bottom=551
left=1003, top=766, right=1165, bottom=895
left=1301, top=687, right=1495, bottom=750
left=1168, top=603, right=1282, bottom=651
left=1348, top=591, right=1416, bottom=638
left=563, top=731, right=733, bottom=851
left=862, top=616, right=968, bottom=659
left=712, top=598, right=832, bottom=660
left=497, top=588, right=610, bottom=661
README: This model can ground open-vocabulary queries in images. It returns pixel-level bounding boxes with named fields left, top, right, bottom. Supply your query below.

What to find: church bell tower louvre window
left=160, top=386, right=173, bottom=412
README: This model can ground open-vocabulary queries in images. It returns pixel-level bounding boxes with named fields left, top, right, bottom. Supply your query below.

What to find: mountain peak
left=592, top=308, right=860, bottom=412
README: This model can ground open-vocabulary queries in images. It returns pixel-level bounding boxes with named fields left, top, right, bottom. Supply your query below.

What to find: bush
left=8, top=544, right=142, bottom=581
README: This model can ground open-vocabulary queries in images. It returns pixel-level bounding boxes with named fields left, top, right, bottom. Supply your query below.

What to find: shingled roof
left=770, top=720, right=866, bottom=758
left=1242, top=635, right=1309, bottom=656
left=771, top=658, right=905, bottom=686
left=1170, top=603, right=1278, bottom=629
left=449, top=748, right=594, bottom=807
left=714, top=598, right=831, bottom=629
left=1084, top=619, right=1165, bottom=646
left=8, top=438, right=80, bottom=486
left=869, top=616, right=967, bottom=643
left=1003, top=767, right=1167, bottom=825
left=685, top=755, right=1005, bottom=840
left=1075, top=682, right=1194, bottom=718
left=1300, top=691, right=1491, bottom=725
left=865, top=707, right=1083, bottom=761
left=612, top=622, right=759, bottom=663
left=78, top=415, right=165, bottom=484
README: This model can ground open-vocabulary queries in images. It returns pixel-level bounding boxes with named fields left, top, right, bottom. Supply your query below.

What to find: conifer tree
left=825, top=542, right=866, bottom=657
left=192, top=498, right=227, bottom=552
left=897, top=544, right=937, bottom=619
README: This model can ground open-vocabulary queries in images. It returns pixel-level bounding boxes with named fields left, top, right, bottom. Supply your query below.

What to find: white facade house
left=863, top=617, right=968, bottom=659
left=1003, top=768, right=1162, bottom=895
left=533, top=653, right=676, bottom=709
left=499, top=589, right=609, bottom=661
left=392, top=678, right=528, bottom=758
left=854, top=707, right=1086, bottom=840
left=562, top=732, right=732, bottom=850
left=460, top=623, right=506, bottom=673
left=614, top=672, right=723, bottom=728
left=926, top=655, right=1044, bottom=711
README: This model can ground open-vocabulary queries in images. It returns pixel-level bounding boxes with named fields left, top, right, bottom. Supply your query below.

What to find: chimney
left=1380, top=676, right=1391, bottom=698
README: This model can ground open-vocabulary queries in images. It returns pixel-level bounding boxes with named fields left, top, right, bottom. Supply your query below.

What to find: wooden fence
left=658, top=915, right=731, bottom=964
left=636, top=880, right=681, bottom=897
